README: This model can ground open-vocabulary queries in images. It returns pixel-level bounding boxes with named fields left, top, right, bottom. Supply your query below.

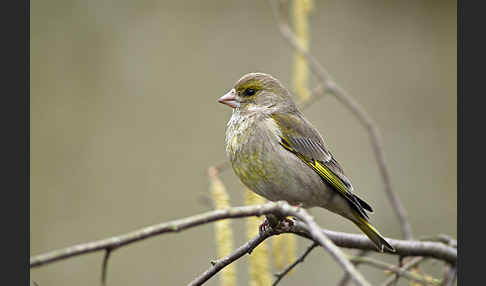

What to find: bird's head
left=218, top=73, right=297, bottom=113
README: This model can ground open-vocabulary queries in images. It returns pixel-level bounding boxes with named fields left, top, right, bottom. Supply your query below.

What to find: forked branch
left=31, top=202, right=456, bottom=286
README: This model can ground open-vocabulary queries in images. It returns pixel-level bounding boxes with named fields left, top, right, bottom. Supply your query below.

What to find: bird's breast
left=225, top=113, right=280, bottom=159
left=225, top=113, right=252, bottom=157
left=225, top=115, right=290, bottom=197
left=224, top=114, right=334, bottom=207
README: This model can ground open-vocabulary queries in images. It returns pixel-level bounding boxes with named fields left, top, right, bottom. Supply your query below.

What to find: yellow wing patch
left=280, top=139, right=347, bottom=195
left=313, top=161, right=348, bottom=194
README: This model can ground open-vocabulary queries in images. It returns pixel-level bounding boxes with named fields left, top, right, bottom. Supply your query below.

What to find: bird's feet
left=277, top=217, right=295, bottom=230
left=258, top=216, right=295, bottom=234
left=259, top=218, right=272, bottom=234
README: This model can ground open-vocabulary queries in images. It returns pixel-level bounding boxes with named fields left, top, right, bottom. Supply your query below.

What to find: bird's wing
left=270, top=112, right=373, bottom=219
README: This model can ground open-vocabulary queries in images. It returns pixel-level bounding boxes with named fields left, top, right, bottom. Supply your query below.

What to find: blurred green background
left=30, top=0, right=456, bottom=285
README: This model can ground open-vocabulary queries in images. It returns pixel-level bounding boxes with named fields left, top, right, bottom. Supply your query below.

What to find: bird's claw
left=277, top=217, right=295, bottom=231
left=259, top=218, right=272, bottom=234
left=258, top=217, right=296, bottom=234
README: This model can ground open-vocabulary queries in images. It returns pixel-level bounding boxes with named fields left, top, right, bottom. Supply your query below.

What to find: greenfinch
left=218, top=72, right=394, bottom=252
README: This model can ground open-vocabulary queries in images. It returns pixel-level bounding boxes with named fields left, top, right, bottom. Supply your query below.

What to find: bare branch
left=349, top=256, right=440, bottom=285
left=290, top=210, right=372, bottom=286
left=189, top=222, right=450, bottom=286
left=288, top=221, right=456, bottom=264
left=273, top=242, right=319, bottom=285
left=188, top=230, right=274, bottom=286
left=189, top=218, right=456, bottom=286
left=419, top=234, right=457, bottom=248
left=441, top=264, right=457, bottom=286
left=31, top=201, right=371, bottom=286
left=101, top=248, right=112, bottom=286
left=380, top=257, right=425, bottom=286
left=189, top=201, right=371, bottom=286
left=268, top=0, right=413, bottom=240
left=30, top=203, right=456, bottom=277
left=337, top=250, right=369, bottom=286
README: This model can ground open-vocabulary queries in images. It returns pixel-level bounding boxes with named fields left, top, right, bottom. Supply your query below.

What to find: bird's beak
left=218, top=88, right=239, bottom=108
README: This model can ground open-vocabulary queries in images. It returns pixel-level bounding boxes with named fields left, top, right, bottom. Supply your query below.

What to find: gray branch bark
left=31, top=201, right=372, bottom=286
left=31, top=202, right=456, bottom=286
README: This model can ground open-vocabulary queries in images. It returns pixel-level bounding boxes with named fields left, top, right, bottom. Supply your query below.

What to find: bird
left=217, top=72, right=395, bottom=252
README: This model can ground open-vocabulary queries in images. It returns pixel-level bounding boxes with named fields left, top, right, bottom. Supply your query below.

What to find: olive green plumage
left=218, top=72, right=394, bottom=252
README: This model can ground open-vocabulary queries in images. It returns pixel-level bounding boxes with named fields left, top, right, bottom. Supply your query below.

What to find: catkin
left=292, top=0, right=313, bottom=102
left=284, top=233, right=297, bottom=273
left=245, top=188, right=272, bottom=286
left=209, top=167, right=237, bottom=286
left=272, top=236, right=285, bottom=271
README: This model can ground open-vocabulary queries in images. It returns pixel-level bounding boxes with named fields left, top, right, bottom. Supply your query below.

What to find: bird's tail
left=353, top=216, right=395, bottom=252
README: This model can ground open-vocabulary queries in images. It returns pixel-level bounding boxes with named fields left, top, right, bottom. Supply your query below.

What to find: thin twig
left=380, top=256, right=425, bottom=286
left=349, top=256, right=440, bottom=285
left=441, top=264, right=457, bottom=286
left=188, top=230, right=274, bottom=286
left=101, top=248, right=112, bottom=286
left=419, top=234, right=457, bottom=248
left=268, top=0, right=413, bottom=240
left=337, top=250, right=369, bottom=286
left=273, top=242, right=319, bottom=285
left=389, top=255, right=407, bottom=286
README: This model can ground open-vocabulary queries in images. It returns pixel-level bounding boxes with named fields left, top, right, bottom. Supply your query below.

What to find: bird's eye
left=243, top=88, right=256, bottom=96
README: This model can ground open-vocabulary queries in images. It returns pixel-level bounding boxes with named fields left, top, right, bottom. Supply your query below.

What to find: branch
left=380, top=256, right=425, bottom=286
left=273, top=242, right=319, bottom=285
left=268, top=0, right=413, bottom=240
left=287, top=207, right=372, bottom=286
left=441, top=264, right=457, bottom=286
left=420, top=234, right=457, bottom=248
left=189, top=218, right=455, bottom=286
left=31, top=201, right=371, bottom=286
left=349, top=256, right=441, bottom=285
left=101, top=248, right=112, bottom=286
left=30, top=203, right=456, bottom=274
left=188, top=230, right=274, bottom=286
left=337, top=250, right=370, bottom=286
left=288, top=221, right=456, bottom=264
